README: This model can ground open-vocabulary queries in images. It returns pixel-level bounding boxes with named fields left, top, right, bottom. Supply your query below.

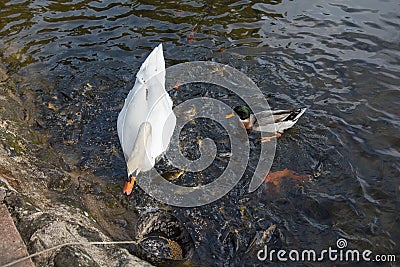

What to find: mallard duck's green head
left=234, top=106, right=251, bottom=120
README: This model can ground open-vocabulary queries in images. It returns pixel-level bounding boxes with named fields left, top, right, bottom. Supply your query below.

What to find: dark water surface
left=1, top=0, right=399, bottom=266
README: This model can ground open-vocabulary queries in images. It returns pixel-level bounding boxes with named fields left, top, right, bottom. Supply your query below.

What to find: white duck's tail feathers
left=136, top=43, right=165, bottom=84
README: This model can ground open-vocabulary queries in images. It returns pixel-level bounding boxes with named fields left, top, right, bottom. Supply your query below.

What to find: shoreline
left=0, top=60, right=153, bottom=267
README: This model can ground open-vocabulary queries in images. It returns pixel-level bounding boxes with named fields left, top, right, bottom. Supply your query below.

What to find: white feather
left=117, top=44, right=176, bottom=176
left=253, top=108, right=306, bottom=133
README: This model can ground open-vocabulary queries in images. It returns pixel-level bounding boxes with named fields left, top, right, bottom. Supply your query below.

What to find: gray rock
left=54, top=246, right=99, bottom=267
left=0, top=63, right=7, bottom=82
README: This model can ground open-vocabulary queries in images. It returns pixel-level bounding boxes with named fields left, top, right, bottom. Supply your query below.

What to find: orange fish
left=265, top=169, right=310, bottom=186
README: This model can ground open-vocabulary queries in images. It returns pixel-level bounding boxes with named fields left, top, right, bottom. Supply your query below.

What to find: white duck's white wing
left=126, top=121, right=154, bottom=173
left=145, top=72, right=176, bottom=159
left=117, top=44, right=176, bottom=173
left=117, top=78, right=147, bottom=161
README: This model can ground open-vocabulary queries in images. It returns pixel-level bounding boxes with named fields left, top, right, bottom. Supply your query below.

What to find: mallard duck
left=117, top=44, right=176, bottom=195
left=233, top=106, right=306, bottom=134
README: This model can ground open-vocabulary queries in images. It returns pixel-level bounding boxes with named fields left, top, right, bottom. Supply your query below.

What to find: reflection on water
left=1, top=0, right=399, bottom=265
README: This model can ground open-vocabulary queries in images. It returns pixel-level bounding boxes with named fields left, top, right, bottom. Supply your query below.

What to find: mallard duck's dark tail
left=284, top=108, right=307, bottom=122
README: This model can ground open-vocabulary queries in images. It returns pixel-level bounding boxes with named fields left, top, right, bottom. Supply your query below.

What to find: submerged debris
left=221, top=227, right=241, bottom=253
left=246, top=224, right=277, bottom=253
left=140, top=236, right=183, bottom=260
left=162, top=169, right=185, bottom=180
left=165, top=237, right=183, bottom=260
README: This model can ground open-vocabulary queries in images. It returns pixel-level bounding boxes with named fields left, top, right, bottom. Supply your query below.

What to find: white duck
left=117, top=44, right=176, bottom=195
